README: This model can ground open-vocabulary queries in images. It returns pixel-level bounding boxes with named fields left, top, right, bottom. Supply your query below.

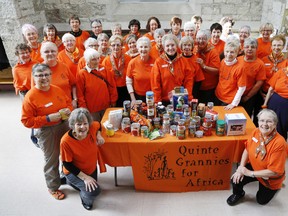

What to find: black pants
left=116, top=86, right=130, bottom=107
left=198, top=88, right=216, bottom=105
left=231, top=163, right=279, bottom=205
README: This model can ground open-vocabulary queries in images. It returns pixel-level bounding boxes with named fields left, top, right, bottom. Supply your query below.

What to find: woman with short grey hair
left=150, top=28, right=165, bottom=60
left=60, top=108, right=106, bottom=210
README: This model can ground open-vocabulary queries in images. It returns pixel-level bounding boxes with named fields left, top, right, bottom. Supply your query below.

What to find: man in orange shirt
left=196, top=30, right=220, bottom=104
left=13, top=43, right=38, bottom=100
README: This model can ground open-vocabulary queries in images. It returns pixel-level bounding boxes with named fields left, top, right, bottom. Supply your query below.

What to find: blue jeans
left=66, top=170, right=101, bottom=206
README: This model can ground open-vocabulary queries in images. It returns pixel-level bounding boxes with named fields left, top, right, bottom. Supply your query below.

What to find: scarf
left=43, top=36, right=63, bottom=48
left=255, top=129, right=277, bottom=160
left=65, top=47, right=80, bottom=63
left=268, top=52, right=285, bottom=72
left=110, top=53, right=125, bottom=77
left=160, top=53, right=182, bottom=75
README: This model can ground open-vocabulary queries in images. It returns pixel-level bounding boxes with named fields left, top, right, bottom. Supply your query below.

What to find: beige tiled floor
left=0, top=90, right=287, bottom=216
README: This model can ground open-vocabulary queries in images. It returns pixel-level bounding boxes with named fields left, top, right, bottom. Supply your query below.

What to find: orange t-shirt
left=209, top=39, right=225, bottom=56
left=21, top=84, right=73, bottom=128
left=126, top=55, right=155, bottom=96
left=102, top=53, right=132, bottom=87
left=60, top=121, right=106, bottom=175
left=245, top=128, right=286, bottom=190
left=57, top=48, right=84, bottom=77
left=237, top=56, right=266, bottom=95
left=268, top=68, right=288, bottom=98
left=182, top=55, right=205, bottom=82
left=151, top=55, right=194, bottom=102
left=257, top=38, right=271, bottom=59
left=12, top=60, right=38, bottom=94
left=150, top=45, right=164, bottom=61
left=261, top=56, right=288, bottom=92
left=76, top=66, right=118, bottom=112
left=77, top=56, right=106, bottom=73
left=215, top=60, right=246, bottom=104
left=30, top=43, right=43, bottom=62
left=73, top=30, right=90, bottom=51
left=196, top=48, right=221, bottom=90
left=143, top=33, right=156, bottom=47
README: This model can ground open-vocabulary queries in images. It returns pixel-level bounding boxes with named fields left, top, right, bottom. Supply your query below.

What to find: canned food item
left=153, top=117, right=161, bottom=129
left=131, top=123, right=140, bottom=136
left=123, top=100, right=131, bottom=114
left=216, top=120, right=225, bottom=136
left=188, top=122, right=196, bottom=138
left=146, top=91, right=154, bottom=105
left=177, top=125, right=186, bottom=140
left=106, top=124, right=115, bottom=137
left=170, top=125, right=177, bottom=136
left=121, top=117, right=131, bottom=133
left=141, top=126, right=149, bottom=138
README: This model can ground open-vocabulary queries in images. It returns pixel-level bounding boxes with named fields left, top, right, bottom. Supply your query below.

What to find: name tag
left=99, top=67, right=104, bottom=71
left=264, top=63, right=271, bottom=66
left=162, top=64, right=168, bottom=68
left=45, top=102, right=53, bottom=108
left=150, top=64, right=154, bottom=67
left=252, top=137, right=258, bottom=143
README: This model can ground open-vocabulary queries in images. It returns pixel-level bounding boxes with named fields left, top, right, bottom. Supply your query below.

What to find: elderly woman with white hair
left=215, top=39, right=246, bottom=110
left=126, top=37, right=154, bottom=106
left=21, top=23, right=43, bottom=62
left=77, top=37, right=99, bottom=72
left=183, top=21, right=196, bottom=40
left=40, top=41, right=77, bottom=108
left=77, top=48, right=118, bottom=121
left=151, top=34, right=194, bottom=105
left=150, top=28, right=166, bottom=60
left=195, top=30, right=220, bottom=104
left=239, top=25, right=251, bottom=56
left=227, top=109, right=286, bottom=206
left=58, top=33, right=84, bottom=77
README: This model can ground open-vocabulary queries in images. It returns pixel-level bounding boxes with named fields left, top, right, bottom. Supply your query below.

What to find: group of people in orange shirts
left=13, top=14, right=288, bottom=209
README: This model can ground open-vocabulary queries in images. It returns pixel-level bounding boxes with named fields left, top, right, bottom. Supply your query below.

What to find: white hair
left=62, top=33, right=76, bottom=43
left=84, top=48, right=100, bottom=63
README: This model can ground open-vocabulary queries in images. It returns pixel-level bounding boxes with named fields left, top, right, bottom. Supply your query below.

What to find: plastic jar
left=121, top=117, right=131, bottom=133
left=216, top=120, right=225, bottom=136
left=131, top=123, right=140, bottom=136
left=106, top=124, right=115, bottom=137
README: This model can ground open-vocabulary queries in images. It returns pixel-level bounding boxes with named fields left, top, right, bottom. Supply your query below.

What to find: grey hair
left=196, top=29, right=211, bottom=40
left=154, top=28, right=165, bottom=39
left=84, top=48, right=100, bottom=63
left=68, top=108, right=93, bottom=130
left=40, top=41, right=58, bottom=55
left=62, top=33, right=75, bottom=43
left=84, top=37, right=98, bottom=49
left=183, top=21, right=196, bottom=31
left=162, top=34, right=179, bottom=47
left=244, top=37, right=258, bottom=48
left=98, top=33, right=109, bottom=41
left=179, top=36, right=194, bottom=49
left=257, top=109, right=278, bottom=125
left=109, top=35, right=123, bottom=46
left=259, top=23, right=274, bottom=32
left=32, top=63, right=51, bottom=76
left=240, top=25, right=251, bottom=35
left=136, top=37, right=151, bottom=49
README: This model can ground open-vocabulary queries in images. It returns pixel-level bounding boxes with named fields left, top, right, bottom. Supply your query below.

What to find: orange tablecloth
left=99, top=106, right=256, bottom=192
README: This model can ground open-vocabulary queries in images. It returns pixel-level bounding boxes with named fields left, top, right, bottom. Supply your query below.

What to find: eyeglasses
left=111, top=44, right=121, bottom=47
left=34, top=73, right=51, bottom=78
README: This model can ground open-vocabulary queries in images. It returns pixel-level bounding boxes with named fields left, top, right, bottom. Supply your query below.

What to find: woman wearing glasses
left=21, top=64, right=72, bottom=200
left=215, top=38, right=246, bottom=110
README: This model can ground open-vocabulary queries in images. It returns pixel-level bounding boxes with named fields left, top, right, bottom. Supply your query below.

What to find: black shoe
left=227, top=191, right=245, bottom=206
left=60, top=176, right=67, bottom=185
left=81, top=197, right=93, bottom=210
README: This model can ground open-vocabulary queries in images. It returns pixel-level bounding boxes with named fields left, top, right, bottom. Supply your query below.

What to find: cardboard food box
left=172, top=88, right=189, bottom=110
left=225, top=113, right=247, bottom=136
